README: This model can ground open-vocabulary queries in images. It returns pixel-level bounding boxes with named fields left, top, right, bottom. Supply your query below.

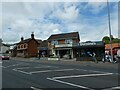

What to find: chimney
left=31, top=32, right=34, bottom=39
left=21, top=36, right=24, bottom=41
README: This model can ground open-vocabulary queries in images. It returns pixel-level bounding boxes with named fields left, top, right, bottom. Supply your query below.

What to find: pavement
left=1, top=57, right=120, bottom=90
left=11, top=57, right=119, bottom=69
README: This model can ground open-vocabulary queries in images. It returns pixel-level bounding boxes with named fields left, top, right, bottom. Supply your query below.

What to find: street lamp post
left=107, top=0, right=113, bottom=62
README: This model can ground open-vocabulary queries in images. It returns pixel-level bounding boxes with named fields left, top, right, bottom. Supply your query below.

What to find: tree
left=112, top=38, right=120, bottom=43
left=102, top=36, right=110, bottom=44
left=110, top=35, right=114, bottom=40
left=102, top=35, right=120, bottom=44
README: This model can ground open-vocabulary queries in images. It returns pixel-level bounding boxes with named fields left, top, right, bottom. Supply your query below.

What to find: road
left=1, top=58, right=120, bottom=90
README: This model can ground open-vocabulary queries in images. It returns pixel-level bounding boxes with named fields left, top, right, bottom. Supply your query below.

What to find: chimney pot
left=31, top=32, right=34, bottom=39
left=21, top=36, right=24, bottom=41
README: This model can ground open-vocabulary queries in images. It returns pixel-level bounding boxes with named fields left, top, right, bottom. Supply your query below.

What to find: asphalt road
left=1, top=58, right=120, bottom=90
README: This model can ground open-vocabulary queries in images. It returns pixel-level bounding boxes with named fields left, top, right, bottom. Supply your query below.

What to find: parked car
left=0, top=53, right=10, bottom=60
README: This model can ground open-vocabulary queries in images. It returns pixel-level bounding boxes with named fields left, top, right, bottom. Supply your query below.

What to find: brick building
left=16, top=33, right=41, bottom=57
left=48, top=32, right=80, bottom=58
left=105, top=43, right=120, bottom=55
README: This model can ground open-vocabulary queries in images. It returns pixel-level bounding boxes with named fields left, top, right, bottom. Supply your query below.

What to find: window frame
left=65, top=39, right=73, bottom=44
left=51, top=40, right=58, bottom=45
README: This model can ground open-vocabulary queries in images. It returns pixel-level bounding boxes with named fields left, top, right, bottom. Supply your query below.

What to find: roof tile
left=48, top=32, right=80, bottom=41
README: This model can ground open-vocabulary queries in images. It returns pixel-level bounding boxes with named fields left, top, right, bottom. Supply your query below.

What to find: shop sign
left=79, top=41, right=104, bottom=46
left=80, top=42, right=97, bottom=46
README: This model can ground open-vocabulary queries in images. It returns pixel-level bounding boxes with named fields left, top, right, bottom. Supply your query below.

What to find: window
left=24, top=44, right=26, bottom=48
left=51, top=40, right=58, bottom=45
left=17, top=45, right=20, bottom=49
left=65, top=39, right=73, bottom=44
left=21, top=45, right=23, bottom=48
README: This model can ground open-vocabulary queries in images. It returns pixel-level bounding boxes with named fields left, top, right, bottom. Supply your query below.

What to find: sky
left=0, top=0, right=119, bottom=44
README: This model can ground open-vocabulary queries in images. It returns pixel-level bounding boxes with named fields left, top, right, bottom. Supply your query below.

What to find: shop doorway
left=55, top=49, right=70, bottom=58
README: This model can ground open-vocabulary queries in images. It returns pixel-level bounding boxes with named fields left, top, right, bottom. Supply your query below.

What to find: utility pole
left=107, top=0, right=113, bottom=62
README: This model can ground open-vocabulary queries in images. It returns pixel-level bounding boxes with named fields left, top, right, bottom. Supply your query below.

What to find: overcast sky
left=1, top=0, right=119, bottom=43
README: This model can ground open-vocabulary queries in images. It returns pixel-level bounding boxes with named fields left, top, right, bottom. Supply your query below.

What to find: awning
left=54, top=47, right=72, bottom=50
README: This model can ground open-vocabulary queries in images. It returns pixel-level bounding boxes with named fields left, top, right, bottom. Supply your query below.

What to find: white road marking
left=30, top=86, right=42, bottom=90
left=47, top=73, right=113, bottom=89
left=52, top=73, right=113, bottom=79
left=76, top=69, right=112, bottom=74
left=103, top=86, right=120, bottom=90
left=47, top=77, right=94, bottom=90
left=12, top=68, right=31, bottom=75
left=15, top=66, right=58, bottom=70
left=30, top=69, right=75, bottom=74
left=76, top=69, right=120, bottom=75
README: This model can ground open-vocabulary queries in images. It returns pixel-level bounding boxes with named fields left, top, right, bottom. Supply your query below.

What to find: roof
left=17, top=38, right=31, bottom=44
left=48, top=32, right=80, bottom=41
left=39, top=40, right=48, bottom=48
left=36, top=39, right=42, bottom=44
left=17, top=38, right=41, bottom=45
left=0, top=43, right=10, bottom=47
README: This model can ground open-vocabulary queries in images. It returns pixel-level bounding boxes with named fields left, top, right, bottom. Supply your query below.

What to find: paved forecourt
left=2, top=59, right=120, bottom=90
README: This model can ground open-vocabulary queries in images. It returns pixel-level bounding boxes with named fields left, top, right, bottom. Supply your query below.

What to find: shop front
left=52, top=44, right=75, bottom=59
left=38, top=47, right=48, bottom=57
left=74, top=41, right=105, bottom=61
left=54, top=48, right=73, bottom=59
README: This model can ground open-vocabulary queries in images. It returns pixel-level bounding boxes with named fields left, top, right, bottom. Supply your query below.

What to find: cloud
left=1, top=0, right=119, bottom=2
left=0, top=2, right=2, bottom=38
left=83, top=2, right=107, bottom=14
left=47, top=3, right=79, bottom=24
left=1, top=2, right=118, bottom=43
left=2, top=30, right=20, bottom=43
left=56, top=5, right=79, bottom=22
